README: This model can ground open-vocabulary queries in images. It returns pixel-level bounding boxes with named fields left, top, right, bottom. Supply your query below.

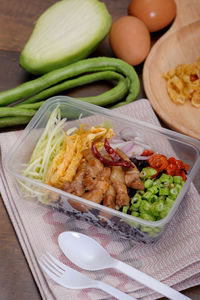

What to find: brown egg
left=109, top=16, right=151, bottom=66
left=128, top=0, right=176, bottom=32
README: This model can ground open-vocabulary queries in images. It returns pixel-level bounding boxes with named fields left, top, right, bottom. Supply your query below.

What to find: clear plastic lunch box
left=4, top=96, right=200, bottom=243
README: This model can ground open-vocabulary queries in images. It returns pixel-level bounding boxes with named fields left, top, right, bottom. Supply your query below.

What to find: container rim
left=4, top=96, right=200, bottom=228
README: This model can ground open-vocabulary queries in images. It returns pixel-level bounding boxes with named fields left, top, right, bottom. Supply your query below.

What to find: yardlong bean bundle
left=17, top=71, right=128, bottom=106
left=0, top=57, right=140, bottom=128
left=0, top=107, right=36, bottom=117
left=0, top=116, right=32, bottom=128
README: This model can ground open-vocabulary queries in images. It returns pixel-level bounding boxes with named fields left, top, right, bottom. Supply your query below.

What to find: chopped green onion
left=139, top=200, right=152, bottom=212
left=131, top=193, right=141, bottom=205
left=159, top=208, right=170, bottom=219
left=140, top=213, right=155, bottom=221
left=159, top=173, right=173, bottom=183
left=159, top=188, right=169, bottom=196
left=143, top=191, right=153, bottom=200
left=148, top=186, right=158, bottom=194
left=144, top=179, right=153, bottom=189
left=130, top=197, right=142, bottom=211
left=169, top=187, right=179, bottom=200
left=151, top=201, right=165, bottom=218
left=173, top=175, right=184, bottom=184
left=131, top=211, right=139, bottom=217
left=165, top=197, right=174, bottom=208
left=158, top=195, right=165, bottom=201
left=122, top=206, right=129, bottom=214
left=140, top=167, right=157, bottom=179
left=150, top=194, right=158, bottom=203
left=174, top=183, right=183, bottom=193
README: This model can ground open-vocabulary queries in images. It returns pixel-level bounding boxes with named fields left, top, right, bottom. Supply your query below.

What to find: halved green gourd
left=20, top=0, right=112, bottom=74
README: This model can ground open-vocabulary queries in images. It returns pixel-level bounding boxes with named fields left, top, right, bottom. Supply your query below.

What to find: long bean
left=0, top=57, right=139, bottom=106
left=78, top=78, right=128, bottom=106
left=0, top=107, right=36, bottom=117
left=17, top=71, right=128, bottom=105
left=17, top=76, right=128, bottom=110
left=0, top=77, right=127, bottom=127
left=0, top=116, right=32, bottom=128
left=17, top=102, right=45, bottom=110
left=111, top=101, right=128, bottom=109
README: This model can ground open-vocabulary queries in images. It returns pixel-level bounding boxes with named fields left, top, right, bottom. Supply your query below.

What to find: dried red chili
left=91, top=142, right=132, bottom=168
left=104, top=138, right=123, bottom=161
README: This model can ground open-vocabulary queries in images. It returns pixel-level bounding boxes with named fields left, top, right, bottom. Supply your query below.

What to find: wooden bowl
left=143, top=0, right=200, bottom=140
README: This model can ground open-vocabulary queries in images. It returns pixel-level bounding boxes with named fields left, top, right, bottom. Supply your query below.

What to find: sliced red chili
left=166, top=164, right=177, bottom=177
left=148, top=154, right=168, bottom=171
left=91, top=142, right=132, bottom=168
left=168, top=157, right=177, bottom=164
left=175, top=169, right=187, bottom=181
left=175, top=159, right=185, bottom=169
left=184, top=163, right=190, bottom=172
left=166, top=156, right=189, bottom=181
left=141, top=149, right=154, bottom=156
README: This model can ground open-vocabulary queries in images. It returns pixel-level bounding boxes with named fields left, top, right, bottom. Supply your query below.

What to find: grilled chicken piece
left=114, top=183, right=130, bottom=208
left=116, top=148, right=144, bottom=191
left=61, top=181, right=72, bottom=193
left=125, top=168, right=144, bottom=190
left=110, top=166, right=130, bottom=208
left=82, top=167, right=111, bottom=204
left=82, top=148, right=104, bottom=177
left=70, top=160, right=87, bottom=196
left=110, top=165, right=125, bottom=183
left=63, top=146, right=143, bottom=210
left=103, top=184, right=116, bottom=209
left=82, top=148, right=104, bottom=190
left=61, top=160, right=87, bottom=196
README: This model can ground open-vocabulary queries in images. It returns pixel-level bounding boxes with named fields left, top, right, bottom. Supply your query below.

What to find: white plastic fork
left=38, top=252, right=136, bottom=300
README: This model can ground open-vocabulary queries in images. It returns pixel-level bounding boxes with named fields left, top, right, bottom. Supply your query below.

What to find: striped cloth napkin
left=0, top=99, right=200, bottom=300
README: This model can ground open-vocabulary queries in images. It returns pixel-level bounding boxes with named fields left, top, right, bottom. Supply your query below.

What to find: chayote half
left=20, top=0, right=112, bottom=74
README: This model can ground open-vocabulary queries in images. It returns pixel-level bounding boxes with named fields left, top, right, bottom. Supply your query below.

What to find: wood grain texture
left=143, top=0, right=200, bottom=140
left=0, top=198, right=41, bottom=300
left=0, top=1, right=200, bottom=300
left=0, top=0, right=55, bottom=51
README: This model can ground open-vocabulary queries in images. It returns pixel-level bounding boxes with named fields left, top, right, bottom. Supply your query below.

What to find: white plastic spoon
left=58, top=231, right=191, bottom=300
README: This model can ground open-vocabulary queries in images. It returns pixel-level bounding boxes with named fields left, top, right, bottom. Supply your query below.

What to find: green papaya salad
left=22, top=107, right=190, bottom=223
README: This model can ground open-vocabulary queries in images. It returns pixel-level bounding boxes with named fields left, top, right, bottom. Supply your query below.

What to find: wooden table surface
left=0, top=1, right=199, bottom=299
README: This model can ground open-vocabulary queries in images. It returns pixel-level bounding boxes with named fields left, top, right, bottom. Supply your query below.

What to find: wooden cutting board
left=143, top=0, right=200, bottom=140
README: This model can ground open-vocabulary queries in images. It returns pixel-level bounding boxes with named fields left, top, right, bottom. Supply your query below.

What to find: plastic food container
left=4, top=96, right=200, bottom=243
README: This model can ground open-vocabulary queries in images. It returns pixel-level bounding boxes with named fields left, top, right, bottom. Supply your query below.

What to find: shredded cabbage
left=22, top=106, right=66, bottom=182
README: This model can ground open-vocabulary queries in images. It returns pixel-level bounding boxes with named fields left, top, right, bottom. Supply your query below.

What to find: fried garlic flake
left=163, top=57, right=200, bottom=108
